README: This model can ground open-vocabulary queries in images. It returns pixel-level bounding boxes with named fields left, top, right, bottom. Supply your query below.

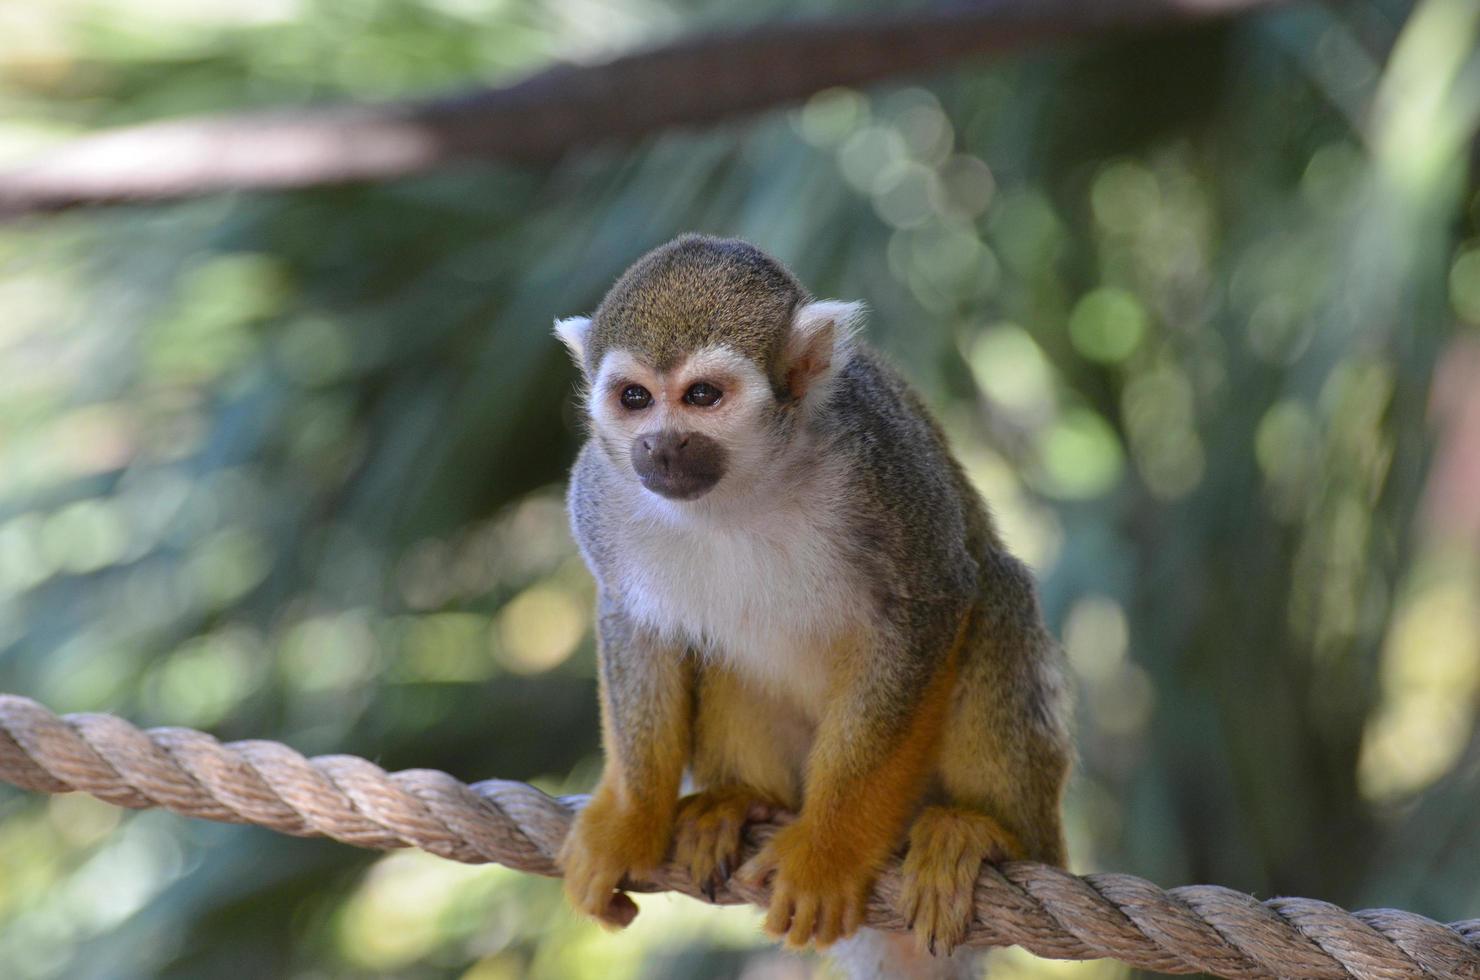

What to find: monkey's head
left=556, top=235, right=861, bottom=503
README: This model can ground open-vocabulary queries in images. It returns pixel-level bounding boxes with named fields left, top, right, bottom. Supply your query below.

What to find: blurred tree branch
left=0, top=0, right=1291, bottom=215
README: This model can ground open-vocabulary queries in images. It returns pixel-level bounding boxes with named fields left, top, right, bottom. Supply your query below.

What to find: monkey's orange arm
left=742, top=616, right=966, bottom=947
left=559, top=601, right=693, bottom=928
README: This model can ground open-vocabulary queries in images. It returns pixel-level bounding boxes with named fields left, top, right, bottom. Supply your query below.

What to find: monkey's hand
left=897, top=806, right=1022, bottom=956
left=674, top=786, right=783, bottom=902
left=738, top=819, right=877, bottom=949
left=559, top=791, right=672, bottom=929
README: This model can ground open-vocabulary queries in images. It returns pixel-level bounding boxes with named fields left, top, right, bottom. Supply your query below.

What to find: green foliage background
left=1, top=1, right=1478, bottom=977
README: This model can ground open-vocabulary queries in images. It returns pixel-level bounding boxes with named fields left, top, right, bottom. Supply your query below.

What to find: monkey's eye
left=619, top=384, right=652, bottom=410
left=683, top=382, right=723, bottom=407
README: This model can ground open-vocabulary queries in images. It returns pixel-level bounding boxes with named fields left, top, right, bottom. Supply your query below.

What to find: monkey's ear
left=553, top=315, right=592, bottom=368
left=784, top=300, right=864, bottom=401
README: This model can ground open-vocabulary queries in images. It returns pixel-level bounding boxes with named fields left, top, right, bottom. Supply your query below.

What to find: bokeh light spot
left=1068, top=288, right=1148, bottom=363
left=40, top=500, right=129, bottom=575
left=497, top=585, right=586, bottom=674
left=1091, top=160, right=1159, bottom=234
left=1359, top=573, right=1480, bottom=800
left=280, top=611, right=379, bottom=691
left=795, top=88, right=868, bottom=146
left=837, top=126, right=907, bottom=195
left=937, top=154, right=995, bottom=217
left=967, top=324, right=1056, bottom=419
left=1450, top=246, right=1480, bottom=324
left=1035, top=408, right=1124, bottom=500
left=1255, top=400, right=1320, bottom=519
left=872, top=162, right=938, bottom=230
left=1063, top=595, right=1130, bottom=684
left=144, top=628, right=264, bottom=727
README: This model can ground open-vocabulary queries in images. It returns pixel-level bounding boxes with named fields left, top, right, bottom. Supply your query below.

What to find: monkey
left=552, top=234, right=1072, bottom=957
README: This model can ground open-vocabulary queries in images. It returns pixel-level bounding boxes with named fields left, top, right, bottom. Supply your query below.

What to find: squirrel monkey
left=554, top=235, right=1071, bottom=955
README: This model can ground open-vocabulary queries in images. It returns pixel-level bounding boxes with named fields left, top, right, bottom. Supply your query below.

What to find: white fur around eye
left=589, top=351, right=647, bottom=407
left=681, top=348, right=771, bottom=404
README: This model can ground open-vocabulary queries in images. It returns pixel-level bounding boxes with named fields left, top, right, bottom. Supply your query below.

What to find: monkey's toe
left=897, top=806, right=1021, bottom=956
left=742, top=822, right=873, bottom=950
left=674, top=786, right=778, bottom=900
left=761, top=874, right=868, bottom=950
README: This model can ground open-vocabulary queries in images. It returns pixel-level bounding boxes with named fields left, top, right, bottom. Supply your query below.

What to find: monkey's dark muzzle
left=630, top=430, right=727, bottom=500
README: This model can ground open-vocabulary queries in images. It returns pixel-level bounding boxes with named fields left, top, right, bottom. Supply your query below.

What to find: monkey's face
left=555, top=237, right=864, bottom=506
left=586, top=346, right=776, bottom=502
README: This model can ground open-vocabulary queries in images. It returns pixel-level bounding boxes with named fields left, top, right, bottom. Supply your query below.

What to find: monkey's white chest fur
left=615, top=494, right=864, bottom=709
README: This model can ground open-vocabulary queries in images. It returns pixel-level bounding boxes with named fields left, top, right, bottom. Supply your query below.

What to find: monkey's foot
left=558, top=793, right=671, bottom=930
left=738, top=821, right=876, bottom=950
left=674, top=786, right=781, bottom=902
left=897, top=806, right=1022, bottom=956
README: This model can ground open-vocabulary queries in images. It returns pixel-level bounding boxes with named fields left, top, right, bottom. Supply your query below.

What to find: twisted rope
left=0, top=695, right=1474, bottom=979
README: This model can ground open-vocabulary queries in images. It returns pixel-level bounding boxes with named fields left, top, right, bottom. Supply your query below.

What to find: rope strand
left=0, top=694, right=1474, bottom=979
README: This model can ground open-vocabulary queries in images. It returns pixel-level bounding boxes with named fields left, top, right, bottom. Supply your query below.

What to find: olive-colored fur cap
left=584, top=235, right=809, bottom=382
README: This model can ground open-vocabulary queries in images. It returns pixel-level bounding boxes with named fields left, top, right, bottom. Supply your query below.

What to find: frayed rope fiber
left=0, top=694, right=1475, bottom=978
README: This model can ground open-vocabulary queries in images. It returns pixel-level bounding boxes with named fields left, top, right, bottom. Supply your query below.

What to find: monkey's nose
left=630, top=430, right=726, bottom=501
left=639, top=433, right=690, bottom=473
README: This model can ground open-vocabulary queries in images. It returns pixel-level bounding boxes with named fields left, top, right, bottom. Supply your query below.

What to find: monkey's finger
left=841, top=892, right=866, bottom=938
left=785, top=894, right=819, bottom=949
left=673, top=822, right=696, bottom=866
left=710, top=817, right=738, bottom=868
left=901, top=889, right=920, bottom=931
left=680, top=839, right=711, bottom=894
left=703, top=848, right=733, bottom=899
left=908, top=888, right=937, bottom=954
left=763, top=884, right=794, bottom=938
left=814, top=899, right=846, bottom=948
